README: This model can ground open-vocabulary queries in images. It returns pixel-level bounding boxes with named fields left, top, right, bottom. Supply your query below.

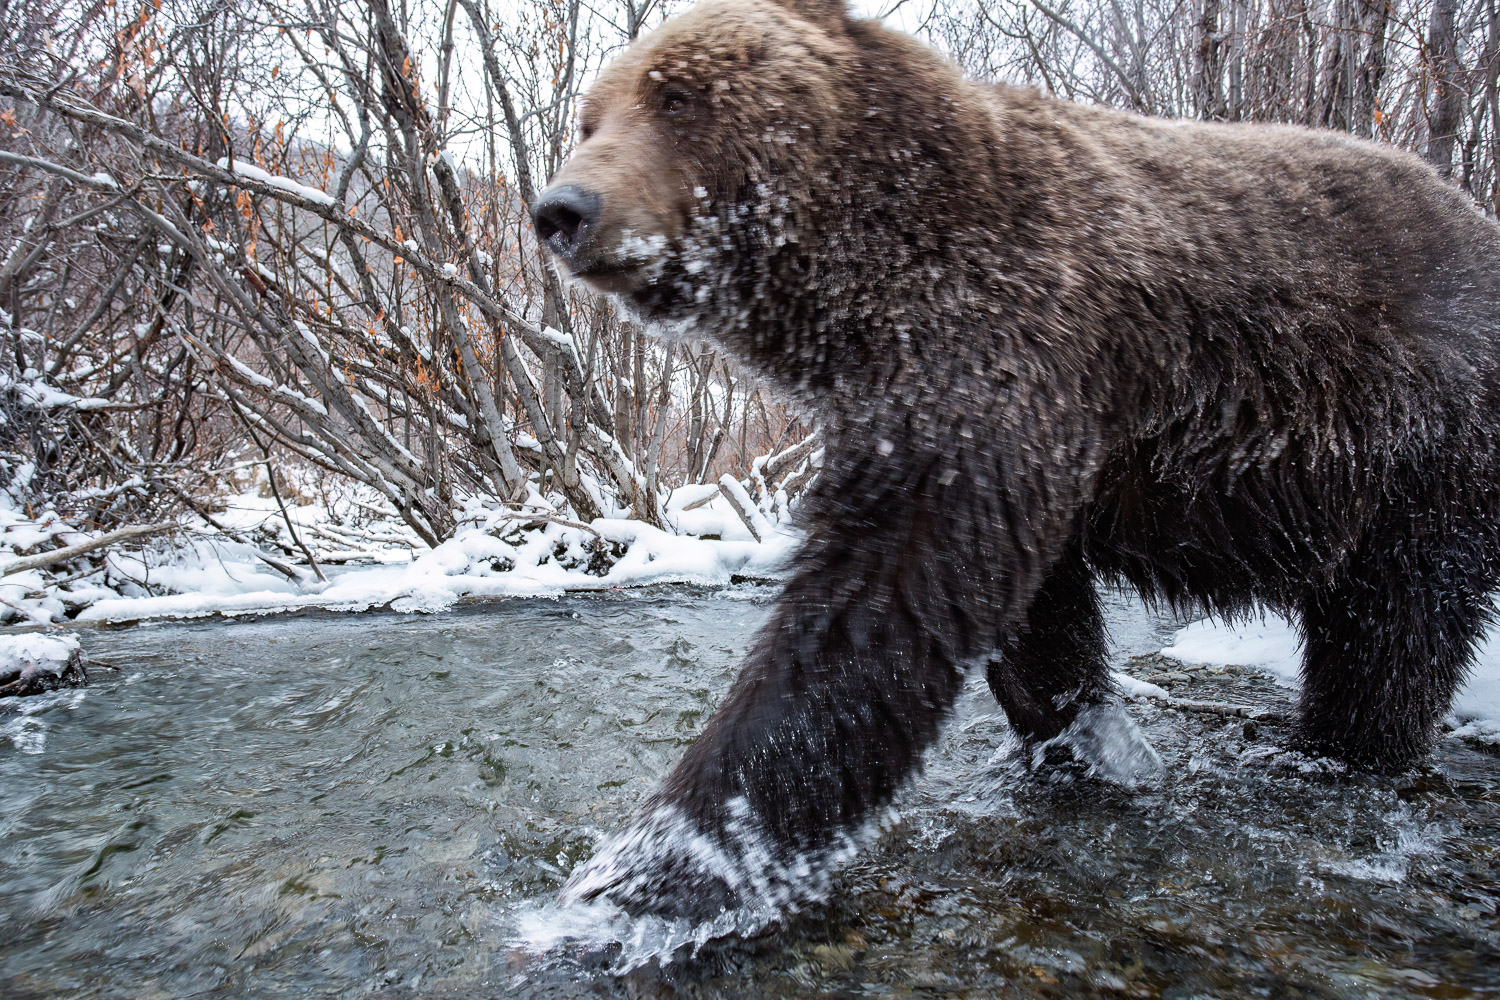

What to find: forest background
left=0, top=0, right=1495, bottom=622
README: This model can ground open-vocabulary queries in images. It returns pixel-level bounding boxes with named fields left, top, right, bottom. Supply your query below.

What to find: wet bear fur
left=534, top=0, right=1500, bottom=920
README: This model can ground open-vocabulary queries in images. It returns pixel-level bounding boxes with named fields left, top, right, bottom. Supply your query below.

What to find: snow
left=538, top=325, right=576, bottom=349
left=73, top=512, right=797, bottom=623
left=0, top=368, right=110, bottom=411
left=225, top=353, right=276, bottom=389
left=1164, top=615, right=1304, bottom=685
left=1162, top=610, right=1500, bottom=742
left=216, top=157, right=336, bottom=207
left=1110, top=669, right=1170, bottom=701
left=0, top=454, right=803, bottom=630
left=0, top=632, right=81, bottom=684
left=2, top=478, right=791, bottom=626
left=537, top=325, right=582, bottom=367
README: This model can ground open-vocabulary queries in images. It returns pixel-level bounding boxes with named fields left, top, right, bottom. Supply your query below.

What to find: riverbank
left=0, top=485, right=799, bottom=626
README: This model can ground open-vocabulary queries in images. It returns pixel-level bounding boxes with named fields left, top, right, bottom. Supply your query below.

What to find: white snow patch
left=1110, top=669, right=1170, bottom=701
left=1163, top=613, right=1304, bottom=685
left=74, top=505, right=798, bottom=624
left=1162, top=608, right=1500, bottom=736
left=0, top=632, right=82, bottom=684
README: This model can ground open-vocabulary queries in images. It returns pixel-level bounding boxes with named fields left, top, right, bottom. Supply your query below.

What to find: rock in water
left=0, top=632, right=87, bottom=698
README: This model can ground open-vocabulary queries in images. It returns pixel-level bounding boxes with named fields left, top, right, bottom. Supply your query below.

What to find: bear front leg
left=561, top=538, right=982, bottom=920
left=561, top=439, right=1067, bottom=922
left=985, top=547, right=1113, bottom=745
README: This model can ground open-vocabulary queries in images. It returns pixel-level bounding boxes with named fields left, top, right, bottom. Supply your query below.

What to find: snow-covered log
left=0, top=632, right=86, bottom=698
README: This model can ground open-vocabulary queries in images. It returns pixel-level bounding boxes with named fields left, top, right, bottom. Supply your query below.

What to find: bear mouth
left=554, top=234, right=664, bottom=295
left=548, top=234, right=696, bottom=321
left=568, top=261, right=646, bottom=295
left=565, top=238, right=680, bottom=299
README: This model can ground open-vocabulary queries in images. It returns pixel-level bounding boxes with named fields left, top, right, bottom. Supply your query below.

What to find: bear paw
left=560, top=811, right=740, bottom=922
left=559, top=798, right=844, bottom=925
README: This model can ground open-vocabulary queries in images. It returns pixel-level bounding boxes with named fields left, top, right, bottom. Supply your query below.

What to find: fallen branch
left=0, top=523, right=178, bottom=577
left=1124, top=688, right=1287, bottom=723
left=490, top=511, right=602, bottom=539
left=758, top=430, right=822, bottom=485
left=679, top=491, right=718, bottom=512
left=718, top=475, right=767, bottom=543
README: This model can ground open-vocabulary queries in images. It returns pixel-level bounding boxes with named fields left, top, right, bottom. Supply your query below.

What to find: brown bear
left=531, top=0, right=1500, bottom=923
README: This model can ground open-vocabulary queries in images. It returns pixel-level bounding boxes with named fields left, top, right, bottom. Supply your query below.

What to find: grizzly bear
left=531, top=0, right=1500, bottom=922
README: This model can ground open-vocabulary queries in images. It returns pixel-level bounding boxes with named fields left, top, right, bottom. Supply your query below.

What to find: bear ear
left=770, top=0, right=850, bottom=27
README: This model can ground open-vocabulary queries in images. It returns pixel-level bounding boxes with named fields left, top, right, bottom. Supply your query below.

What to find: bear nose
left=532, top=185, right=602, bottom=259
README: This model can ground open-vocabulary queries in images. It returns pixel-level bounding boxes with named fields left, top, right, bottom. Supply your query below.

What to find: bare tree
left=929, top=0, right=1499, bottom=213
left=0, top=0, right=816, bottom=559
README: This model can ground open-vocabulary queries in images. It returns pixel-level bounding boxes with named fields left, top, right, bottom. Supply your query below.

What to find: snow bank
left=37, top=483, right=798, bottom=624
left=1164, top=615, right=1304, bottom=685
left=74, top=515, right=796, bottom=623
left=1162, top=611, right=1500, bottom=741
left=0, top=453, right=806, bottom=628
left=0, top=632, right=86, bottom=697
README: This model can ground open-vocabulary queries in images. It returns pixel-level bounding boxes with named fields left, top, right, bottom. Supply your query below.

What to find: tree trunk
left=1426, top=0, right=1463, bottom=176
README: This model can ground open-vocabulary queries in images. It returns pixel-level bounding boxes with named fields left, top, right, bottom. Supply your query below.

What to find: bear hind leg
left=1296, top=535, right=1493, bottom=770
left=986, top=550, right=1113, bottom=745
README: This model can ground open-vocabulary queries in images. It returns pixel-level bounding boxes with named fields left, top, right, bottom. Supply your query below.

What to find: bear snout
left=532, top=184, right=603, bottom=262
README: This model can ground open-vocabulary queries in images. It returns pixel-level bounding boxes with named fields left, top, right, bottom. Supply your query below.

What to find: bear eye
left=660, top=85, right=694, bottom=117
left=578, top=121, right=596, bottom=142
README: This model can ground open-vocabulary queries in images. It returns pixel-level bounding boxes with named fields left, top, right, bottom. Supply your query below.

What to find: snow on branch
left=216, top=158, right=336, bottom=207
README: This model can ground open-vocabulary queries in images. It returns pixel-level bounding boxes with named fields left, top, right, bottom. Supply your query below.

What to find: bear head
left=532, top=0, right=989, bottom=398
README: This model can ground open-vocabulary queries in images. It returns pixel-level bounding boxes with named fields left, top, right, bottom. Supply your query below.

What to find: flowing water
left=1, top=587, right=1497, bottom=999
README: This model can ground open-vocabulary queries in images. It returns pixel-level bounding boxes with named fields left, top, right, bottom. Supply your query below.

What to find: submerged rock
left=0, top=632, right=87, bottom=698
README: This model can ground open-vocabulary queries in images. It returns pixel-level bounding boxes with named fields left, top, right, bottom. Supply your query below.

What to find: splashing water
left=515, top=796, right=902, bottom=972
left=1045, top=700, right=1168, bottom=788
